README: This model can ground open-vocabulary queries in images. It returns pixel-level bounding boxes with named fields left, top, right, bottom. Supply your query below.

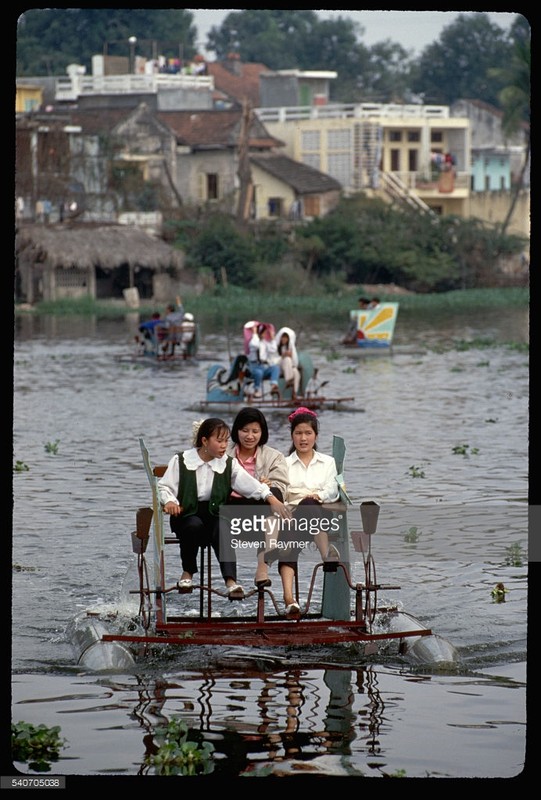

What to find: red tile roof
left=206, top=60, right=271, bottom=108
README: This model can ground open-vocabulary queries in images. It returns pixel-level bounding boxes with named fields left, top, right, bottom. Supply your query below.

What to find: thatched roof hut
left=15, top=223, right=191, bottom=303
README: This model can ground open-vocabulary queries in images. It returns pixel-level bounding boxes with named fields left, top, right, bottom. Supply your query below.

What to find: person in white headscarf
left=275, top=327, right=301, bottom=397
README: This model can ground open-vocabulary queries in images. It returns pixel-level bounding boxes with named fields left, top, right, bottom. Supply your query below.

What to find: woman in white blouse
left=267, top=407, right=340, bottom=616
left=158, top=418, right=290, bottom=599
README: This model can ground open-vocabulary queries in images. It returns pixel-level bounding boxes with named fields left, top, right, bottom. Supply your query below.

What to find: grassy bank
left=17, top=286, right=529, bottom=322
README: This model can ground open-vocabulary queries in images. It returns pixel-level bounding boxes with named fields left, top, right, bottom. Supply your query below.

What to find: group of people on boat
left=136, top=296, right=197, bottom=358
left=157, top=406, right=340, bottom=617
left=243, top=321, right=301, bottom=398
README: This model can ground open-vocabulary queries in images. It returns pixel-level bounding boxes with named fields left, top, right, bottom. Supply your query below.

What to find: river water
left=10, top=304, right=530, bottom=781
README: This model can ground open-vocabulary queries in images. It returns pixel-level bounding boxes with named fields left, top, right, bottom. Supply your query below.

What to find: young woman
left=247, top=323, right=280, bottom=399
left=158, top=417, right=290, bottom=599
left=226, top=407, right=289, bottom=587
left=275, top=326, right=301, bottom=398
left=270, top=407, right=340, bottom=616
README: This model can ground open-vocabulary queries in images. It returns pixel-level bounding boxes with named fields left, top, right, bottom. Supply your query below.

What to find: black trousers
left=170, top=501, right=236, bottom=582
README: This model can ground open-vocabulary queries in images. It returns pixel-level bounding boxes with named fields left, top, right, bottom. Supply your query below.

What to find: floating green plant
left=403, top=526, right=421, bottom=543
left=504, top=542, right=525, bottom=567
left=408, top=465, right=425, bottom=478
left=145, top=717, right=214, bottom=776
left=452, top=444, right=479, bottom=455
left=44, top=440, right=60, bottom=454
left=11, top=722, right=66, bottom=772
left=14, top=460, right=29, bottom=472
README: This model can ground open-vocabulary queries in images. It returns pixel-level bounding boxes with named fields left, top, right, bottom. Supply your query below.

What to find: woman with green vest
left=158, top=417, right=291, bottom=599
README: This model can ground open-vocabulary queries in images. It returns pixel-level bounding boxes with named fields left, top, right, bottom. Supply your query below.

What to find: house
left=15, top=223, right=195, bottom=304
left=450, top=98, right=530, bottom=192
left=259, top=69, right=337, bottom=108
left=249, top=152, right=341, bottom=219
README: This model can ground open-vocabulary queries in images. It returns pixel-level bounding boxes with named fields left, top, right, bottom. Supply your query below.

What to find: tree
left=16, top=8, right=196, bottom=76
left=488, top=16, right=531, bottom=236
left=410, top=13, right=514, bottom=106
left=206, top=9, right=379, bottom=101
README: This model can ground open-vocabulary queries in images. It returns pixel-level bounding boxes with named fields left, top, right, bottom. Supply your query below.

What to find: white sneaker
left=253, top=390, right=262, bottom=398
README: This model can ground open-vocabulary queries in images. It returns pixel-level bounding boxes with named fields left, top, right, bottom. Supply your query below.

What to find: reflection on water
left=11, top=306, right=529, bottom=778
left=12, top=662, right=526, bottom=778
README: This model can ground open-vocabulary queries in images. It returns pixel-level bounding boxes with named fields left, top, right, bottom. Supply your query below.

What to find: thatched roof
left=16, top=224, right=184, bottom=271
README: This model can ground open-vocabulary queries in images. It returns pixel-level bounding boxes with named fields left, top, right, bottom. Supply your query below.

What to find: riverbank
left=15, top=286, right=529, bottom=322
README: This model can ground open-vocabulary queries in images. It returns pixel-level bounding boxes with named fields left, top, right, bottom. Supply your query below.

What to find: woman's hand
left=259, top=476, right=272, bottom=486
left=164, top=501, right=183, bottom=516
left=267, top=495, right=292, bottom=519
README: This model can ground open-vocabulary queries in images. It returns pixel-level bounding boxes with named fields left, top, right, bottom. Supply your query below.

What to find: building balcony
left=55, top=72, right=214, bottom=102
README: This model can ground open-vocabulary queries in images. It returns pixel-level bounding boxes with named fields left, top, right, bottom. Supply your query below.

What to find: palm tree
left=489, top=19, right=530, bottom=236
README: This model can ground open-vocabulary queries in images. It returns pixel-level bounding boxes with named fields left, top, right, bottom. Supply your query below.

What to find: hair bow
left=288, top=406, right=317, bottom=422
left=192, top=419, right=204, bottom=445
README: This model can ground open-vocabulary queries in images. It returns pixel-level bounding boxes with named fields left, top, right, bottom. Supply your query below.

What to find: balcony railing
left=256, top=102, right=450, bottom=123
left=55, top=72, right=214, bottom=101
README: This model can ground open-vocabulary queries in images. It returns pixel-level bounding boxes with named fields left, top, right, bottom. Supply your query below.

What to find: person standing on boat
left=275, top=327, right=301, bottom=398
left=247, top=323, right=280, bottom=399
left=161, top=298, right=185, bottom=356
left=226, top=407, right=289, bottom=588
left=158, top=417, right=291, bottom=599
left=267, top=407, right=340, bottom=617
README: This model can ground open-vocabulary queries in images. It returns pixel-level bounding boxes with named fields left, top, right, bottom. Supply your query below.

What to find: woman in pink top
left=226, top=407, right=289, bottom=587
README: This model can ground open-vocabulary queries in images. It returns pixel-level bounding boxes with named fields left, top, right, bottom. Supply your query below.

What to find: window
left=328, top=129, right=351, bottom=149
left=301, top=130, right=320, bottom=150
left=268, top=197, right=283, bottom=217
left=389, top=131, right=402, bottom=142
left=390, top=149, right=400, bottom=171
left=328, top=153, right=351, bottom=186
left=302, top=155, right=321, bottom=170
left=431, top=131, right=443, bottom=143
left=56, top=267, right=88, bottom=288
left=407, top=131, right=420, bottom=142
left=207, top=173, right=219, bottom=200
left=408, top=149, right=418, bottom=171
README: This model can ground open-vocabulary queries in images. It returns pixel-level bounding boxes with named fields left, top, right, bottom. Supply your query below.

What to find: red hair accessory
left=288, top=407, right=317, bottom=422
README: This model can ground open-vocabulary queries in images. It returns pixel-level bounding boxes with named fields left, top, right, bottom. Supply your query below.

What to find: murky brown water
left=11, top=306, right=528, bottom=779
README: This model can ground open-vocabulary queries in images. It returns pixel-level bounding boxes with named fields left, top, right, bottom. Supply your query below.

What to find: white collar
left=290, top=449, right=324, bottom=465
left=183, top=447, right=228, bottom=473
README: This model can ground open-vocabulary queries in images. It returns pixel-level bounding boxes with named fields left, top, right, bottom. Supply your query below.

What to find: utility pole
left=236, top=99, right=254, bottom=224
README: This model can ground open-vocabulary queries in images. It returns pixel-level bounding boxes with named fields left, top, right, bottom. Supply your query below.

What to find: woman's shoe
left=226, top=583, right=245, bottom=599
left=255, top=578, right=272, bottom=588
left=270, top=384, right=281, bottom=398
left=178, top=578, right=193, bottom=591
left=284, top=602, right=301, bottom=616
left=253, top=389, right=263, bottom=398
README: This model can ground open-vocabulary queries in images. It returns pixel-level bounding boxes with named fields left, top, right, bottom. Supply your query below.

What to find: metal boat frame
left=101, top=437, right=433, bottom=653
